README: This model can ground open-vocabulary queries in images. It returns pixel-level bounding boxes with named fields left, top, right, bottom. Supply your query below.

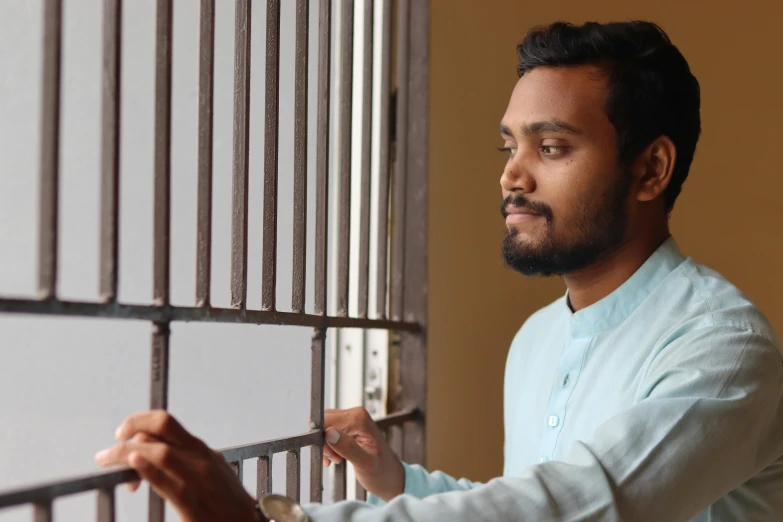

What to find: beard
left=501, top=173, right=632, bottom=277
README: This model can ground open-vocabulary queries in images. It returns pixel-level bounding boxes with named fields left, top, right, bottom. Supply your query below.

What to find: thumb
left=324, top=429, right=373, bottom=469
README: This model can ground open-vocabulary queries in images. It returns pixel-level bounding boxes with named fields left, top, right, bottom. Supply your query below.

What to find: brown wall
left=426, top=0, right=783, bottom=482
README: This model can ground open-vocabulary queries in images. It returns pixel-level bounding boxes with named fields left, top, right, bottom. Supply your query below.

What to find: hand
left=95, top=410, right=260, bottom=522
left=322, top=407, right=404, bottom=502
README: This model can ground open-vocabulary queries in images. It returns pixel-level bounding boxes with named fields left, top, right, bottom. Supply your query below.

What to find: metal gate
left=0, top=0, right=429, bottom=519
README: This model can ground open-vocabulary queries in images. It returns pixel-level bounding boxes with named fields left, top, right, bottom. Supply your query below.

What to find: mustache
left=501, top=194, right=553, bottom=222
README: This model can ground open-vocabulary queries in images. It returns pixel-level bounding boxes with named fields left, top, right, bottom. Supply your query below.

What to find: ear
left=633, top=135, right=676, bottom=204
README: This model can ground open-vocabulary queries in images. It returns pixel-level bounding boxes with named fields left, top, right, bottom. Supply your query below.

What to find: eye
left=540, top=145, right=567, bottom=156
left=497, top=147, right=517, bottom=157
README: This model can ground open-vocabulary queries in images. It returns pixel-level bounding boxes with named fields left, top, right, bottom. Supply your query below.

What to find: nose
left=500, top=154, right=536, bottom=195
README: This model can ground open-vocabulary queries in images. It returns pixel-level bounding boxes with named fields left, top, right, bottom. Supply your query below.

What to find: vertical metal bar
left=257, top=455, right=272, bottom=498
left=196, top=0, right=216, bottom=308
left=261, top=0, right=281, bottom=311
left=399, top=0, right=429, bottom=468
left=375, top=0, right=392, bottom=319
left=229, top=460, right=243, bottom=480
left=332, top=461, right=347, bottom=502
left=97, top=488, right=115, bottom=522
left=34, top=502, right=52, bottom=522
left=356, top=481, right=367, bottom=501
left=38, top=0, right=63, bottom=300
left=309, top=327, right=326, bottom=502
left=99, top=0, right=122, bottom=303
left=336, top=0, right=354, bottom=317
left=357, top=0, right=374, bottom=319
left=149, top=322, right=170, bottom=522
left=153, top=0, right=173, bottom=307
left=291, top=0, right=309, bottom=314
left=313, top=0, right=332, bottom=316
left=230, top=0, right=251, bottom=309
left=286, top=450, right=301, bottom=503
left=390, top=0, right=409, bottom=322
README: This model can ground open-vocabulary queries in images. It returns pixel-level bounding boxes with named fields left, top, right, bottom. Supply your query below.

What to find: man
left=96, top=21, right=783, bottom=521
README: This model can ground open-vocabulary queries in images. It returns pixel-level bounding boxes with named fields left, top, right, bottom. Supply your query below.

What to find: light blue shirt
left=305, top=238, right=783, bottom=521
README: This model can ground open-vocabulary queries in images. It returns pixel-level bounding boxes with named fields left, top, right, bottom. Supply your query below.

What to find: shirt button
left=548, top=415, right=560, bottom=427
left=539, top=456, right=550, bottom=463
left=562, top=374, right=570, bottom=387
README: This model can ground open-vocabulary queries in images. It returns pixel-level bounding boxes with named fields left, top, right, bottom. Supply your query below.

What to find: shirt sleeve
left=365, top=462, right=484, bottom=506
left=303, top=326, right=783, bottom=521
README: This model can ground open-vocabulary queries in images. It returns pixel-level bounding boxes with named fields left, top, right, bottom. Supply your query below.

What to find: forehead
left=501, top=65, right=612, bottom=133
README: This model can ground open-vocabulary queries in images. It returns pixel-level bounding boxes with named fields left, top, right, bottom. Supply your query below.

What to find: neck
left=564, top=225, right=671, bottom=312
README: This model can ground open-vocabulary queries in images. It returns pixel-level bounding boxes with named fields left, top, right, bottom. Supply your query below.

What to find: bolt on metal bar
left=99, top=0, right=122, bottom=303
left=196, top=0, right=216, bottom=308
left=390, top=0, right=409, bottom=322
left=313, top=0, right=332, bottom=316
left=96, top=488, right=115, bottom=522
left=257, top=455, right=272, bottom=498
left=357, top=0, right=374, bottom=319
left=262, top=0, right=281, bottom=311
left=291, top=0, right=309, bottom=314
left=34, top=502, right=52, bottom=522
left=375, top=0, right=392, bottom=319
left=38, top=0, right=63, bottom=301
left=286, top=450, right=301, bottom=503
left=153, top=0, right=173, bottom=308
left=230, top=0, right=252, bottom=309
left=332, top=461, right=347, bottom=502
left=336, top=0, right=354, bottom=317
left=309, top=327, right=326, bottom=502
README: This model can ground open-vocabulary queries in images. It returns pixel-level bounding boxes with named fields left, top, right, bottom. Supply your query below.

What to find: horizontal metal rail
left=0, top=298, right=421, bottom=333
left=0, top=411, right=415, bottom=510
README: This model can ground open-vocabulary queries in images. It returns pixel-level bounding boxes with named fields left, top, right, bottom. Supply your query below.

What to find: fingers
left=95, top=440, right=193, bottom=485
left=322, top=444, right=342, bottom=467
left=324, top=428, right=373, bottom=469
left=126, top=433, right=156, bottom=492
left=126, top=452, right=195, bottom=520
left=115, top=410, right=199, bottom=448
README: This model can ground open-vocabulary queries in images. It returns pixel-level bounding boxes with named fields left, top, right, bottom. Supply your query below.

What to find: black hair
left=517, top=21, right=701, bottom=211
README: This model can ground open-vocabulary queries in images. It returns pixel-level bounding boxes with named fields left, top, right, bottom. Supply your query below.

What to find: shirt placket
left=538, top=334, right=590, bottom=463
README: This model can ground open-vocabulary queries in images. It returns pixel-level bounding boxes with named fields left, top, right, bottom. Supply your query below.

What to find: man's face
left=499, top=65, right=632, bottom=276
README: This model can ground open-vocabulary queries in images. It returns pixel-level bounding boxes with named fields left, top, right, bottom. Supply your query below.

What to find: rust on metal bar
left=309, top=328, right=326, bottom=502
left=38, top=0, right=63, bottom=300
left=390, top=0, right=410, bottom=322
left=230, top=0, right=252, bottom=309
left=375, top=0, right=393, bottom=319
left=262, top=0, right=281, bottom=311
left=153, top=0, right=173, bottom=307
left=291, top=0, right=309, bottom=314
left=286, top=450, right=301, bottom=503
left=313, top=0, right=332, bottom=316
left=332, top=461, right=347, bottom=502
left=336, top=0, right=354, bottom=317
left=0, top=297, right=421, bottom=332
left=257, top=455, right=272, bottom=498
left=97, top=488, right=115, bottom=522
left=34, top=502, right=52, bottom=522
left=99, top=0, right=122, bottom=303
left=399, top=0, right=429, bottom=468
left=357, top=0, right=374, bottom=319
left=196, top=0, right=216, bottom=308
left=0, top=470, right=137, bottom=509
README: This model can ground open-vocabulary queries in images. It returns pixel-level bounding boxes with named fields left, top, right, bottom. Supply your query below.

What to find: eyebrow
left=499, top=119, right=582, bottom=137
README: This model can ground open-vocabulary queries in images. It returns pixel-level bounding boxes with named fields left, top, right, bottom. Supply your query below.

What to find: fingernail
left=94, top=449, right=109, bottom=464
left=325, top=429, right=340, bottom=445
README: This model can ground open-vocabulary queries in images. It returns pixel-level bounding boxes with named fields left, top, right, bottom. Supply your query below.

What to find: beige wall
left=426, top=0, right=783, bottom=481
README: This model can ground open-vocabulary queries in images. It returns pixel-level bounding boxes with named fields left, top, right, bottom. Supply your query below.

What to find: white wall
left=0, top=1, right=330, bottom=520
